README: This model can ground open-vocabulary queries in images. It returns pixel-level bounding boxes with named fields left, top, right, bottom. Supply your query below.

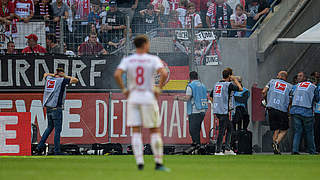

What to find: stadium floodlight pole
left=125, top=15, right=130, bottom=56
left=190, top=16, right=195, bottom=72
left=59, top=17, right=64, bottom=54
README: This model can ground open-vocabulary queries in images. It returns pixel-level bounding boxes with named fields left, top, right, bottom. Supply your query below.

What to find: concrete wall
left=197, top=38, right=258, bottom=90
left=256, top=0, right=320, bottom=87
left=195, top=0, right=320, bottom=150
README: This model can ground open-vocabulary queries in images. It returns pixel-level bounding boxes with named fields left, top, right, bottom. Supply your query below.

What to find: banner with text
left=0, top=93, right=215, bottom=145
left=0, top=54, right=189, bottom=90
left=175, top=30, right=222, bottom=66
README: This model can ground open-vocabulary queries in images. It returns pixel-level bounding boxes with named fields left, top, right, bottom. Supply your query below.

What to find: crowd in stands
left=0, top=0, right=280, bottom=55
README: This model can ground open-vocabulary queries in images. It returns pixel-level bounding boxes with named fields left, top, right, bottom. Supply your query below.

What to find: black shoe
left=34, top=147, right=45, bottom=155
left=272, top=142, right=281, bottom=155
left=138, top=164, right=144, bottom=170
left=291, top=152, right=300, bottom=155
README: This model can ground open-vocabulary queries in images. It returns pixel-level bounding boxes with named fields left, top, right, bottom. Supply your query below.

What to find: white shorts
left=127, top=101, right=161, bottom=128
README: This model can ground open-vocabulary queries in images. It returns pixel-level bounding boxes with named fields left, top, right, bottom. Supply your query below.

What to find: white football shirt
left=117, top=53, right=164, bottom=105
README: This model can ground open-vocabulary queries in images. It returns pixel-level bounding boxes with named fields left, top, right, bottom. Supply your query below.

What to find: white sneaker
left=224, top=150, right=237, bottom=155
left=215, top=152, right=225, bottom=155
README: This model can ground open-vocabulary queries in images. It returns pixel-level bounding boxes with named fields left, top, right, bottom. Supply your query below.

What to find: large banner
left=0, top=112, right=31, bottom=156
left=0, top=93, right=215, bottom=145
left=175, top=30, right=222, bottom=66
left=0, top=54, right=189, bottom=90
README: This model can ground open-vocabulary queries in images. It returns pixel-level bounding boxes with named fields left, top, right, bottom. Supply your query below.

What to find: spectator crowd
left=0, top=0, right=280, bottom=55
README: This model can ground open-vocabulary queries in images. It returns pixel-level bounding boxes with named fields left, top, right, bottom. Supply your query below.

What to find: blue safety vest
left=187, top=80, right=208, bottom=115
left=233, top=88, right=250, bottom=109
left=266, top=79, right=293, bottom=112
left=43, top=76, right=69, bottom=108
left=292, top=81, right=316, bottom=109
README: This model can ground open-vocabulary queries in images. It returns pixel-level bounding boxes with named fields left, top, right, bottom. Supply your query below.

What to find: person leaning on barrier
left=232, top=76, right=250, bottom=130
left=35, top=68, right=78, bottom=155
left=22, top=33, right=47, bottom=53
left=210, top=68, right=243, bottom=155
left=175, top=71, right=208, bottom=152
left=78, top=32, right=108, bottom=56
left=262, top=71, right=293, bottom=155
left=100, top=1, right=126, bottom=45
left=290, top=77, right=319, bottom=155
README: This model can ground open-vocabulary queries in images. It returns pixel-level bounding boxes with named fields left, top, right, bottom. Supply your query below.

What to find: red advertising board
left=0, top=93, right=110, bottom=144
left=251, top=87, right=266, bottom=122
left=0, top=93, right=215, bottom=145
left=110, top=93, right=213, bottom=144
left=0, top=112, right=31, bottom=156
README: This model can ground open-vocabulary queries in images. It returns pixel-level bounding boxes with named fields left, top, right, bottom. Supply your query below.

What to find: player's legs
left=142, top=102, right=169, bottom=171
left=131, top=126, right=144, bottom=170
left=127, top=103, right=144, bottom=170
left=150, top=128, right=164, bottom=169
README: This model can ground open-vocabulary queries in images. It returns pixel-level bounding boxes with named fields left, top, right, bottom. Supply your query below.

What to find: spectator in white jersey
left=114, top=35, right=169, bottom=171
left=185, top=2, right=202, bottom=28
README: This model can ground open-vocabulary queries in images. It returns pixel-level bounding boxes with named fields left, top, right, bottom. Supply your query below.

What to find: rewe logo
left=0, top=113, right=31, bottom=156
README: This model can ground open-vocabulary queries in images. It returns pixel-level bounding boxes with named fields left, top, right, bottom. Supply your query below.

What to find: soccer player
left=114, top=35, right=169, bottom=171
left=262, top=71, right=293, bottom=155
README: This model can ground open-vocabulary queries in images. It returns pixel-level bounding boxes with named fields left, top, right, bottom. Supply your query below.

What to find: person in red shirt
left=13, top=0, right=34, bottom=23
left=22, top=34, right=47, bottom=53
left=0, top=0, right=15, bottom=24
left=78, top=32, right=108, bottom=56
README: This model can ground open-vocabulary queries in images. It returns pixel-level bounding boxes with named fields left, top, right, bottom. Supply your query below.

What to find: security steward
left=262, top=71, right=293, bottom=155
left=175, top=71, right=208, bottom=152
left=35, top=68, right=78, bottom=155
left=290, top=79, right=319, bottom=154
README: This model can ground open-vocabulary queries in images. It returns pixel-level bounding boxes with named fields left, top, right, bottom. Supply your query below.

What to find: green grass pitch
left=0, top=155, right=319, bottom=180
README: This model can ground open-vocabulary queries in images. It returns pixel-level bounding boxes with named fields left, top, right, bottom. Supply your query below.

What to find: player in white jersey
left=114, top=35, right=169, bottom=171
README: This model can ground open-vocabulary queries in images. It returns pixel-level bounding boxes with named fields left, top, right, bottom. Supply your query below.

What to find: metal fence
left=0, top=0, right=281, bottom=67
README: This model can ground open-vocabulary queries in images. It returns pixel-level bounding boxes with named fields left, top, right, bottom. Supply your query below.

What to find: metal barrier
left=0, top=0, right=281, bottom=61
